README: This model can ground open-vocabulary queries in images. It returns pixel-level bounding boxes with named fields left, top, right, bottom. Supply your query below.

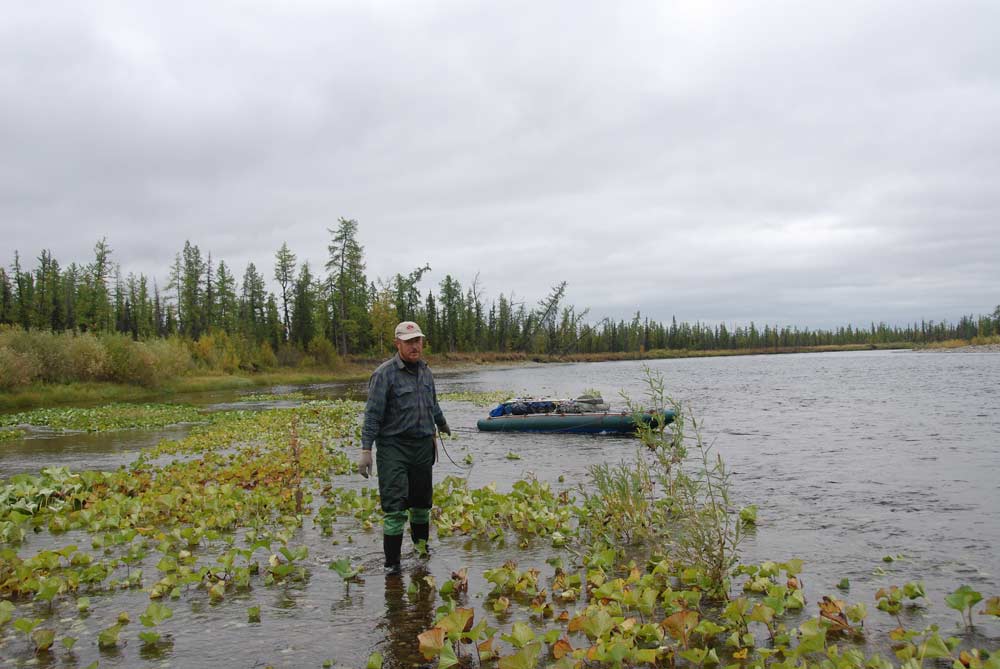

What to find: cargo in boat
left=477, top=395, right=674, bottom=434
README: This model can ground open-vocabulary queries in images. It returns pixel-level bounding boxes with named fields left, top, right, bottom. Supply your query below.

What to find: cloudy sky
left=3, top=1, right=998, bottom=329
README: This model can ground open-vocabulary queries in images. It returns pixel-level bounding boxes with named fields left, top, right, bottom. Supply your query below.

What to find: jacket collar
left=392, top=353, right=426, bottom=371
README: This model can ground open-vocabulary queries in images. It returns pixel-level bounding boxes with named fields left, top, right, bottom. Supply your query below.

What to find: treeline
left=3, top=221, right=1000, bottom=367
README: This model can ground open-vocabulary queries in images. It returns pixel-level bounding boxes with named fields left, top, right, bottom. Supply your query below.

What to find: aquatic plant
left=946, top=585, right=983, bottom=628
left=0, top=402, right=204, bottom=432
left=0, top=428, right=25, bottom=441
left=439, top=390, right=514, bottom=406
left=237, top=391, right=306, bottom=402
left=581, top=367, right=743, bottom=600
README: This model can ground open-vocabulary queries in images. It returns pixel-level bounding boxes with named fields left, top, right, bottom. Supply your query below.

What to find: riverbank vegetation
left=3, top=230, right=999, bottom=389
left=1, top=382, right=997, bottom=667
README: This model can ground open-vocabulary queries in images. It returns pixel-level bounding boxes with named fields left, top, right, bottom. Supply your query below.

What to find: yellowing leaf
left=552, top=636, right=574, bottom=659
left=663, top=609, right=699, bottom=644
left=437, top=608, right=474, bottom=634
left=417, top=626, right=446, bottom=659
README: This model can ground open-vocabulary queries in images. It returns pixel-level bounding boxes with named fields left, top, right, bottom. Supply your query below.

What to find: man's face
left=394, top=336, right=424, bottom=363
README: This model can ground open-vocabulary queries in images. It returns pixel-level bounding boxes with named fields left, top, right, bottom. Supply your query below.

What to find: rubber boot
left=411, top=523, right=430, bottom=556
left=383, top=534, right=403, bottom=575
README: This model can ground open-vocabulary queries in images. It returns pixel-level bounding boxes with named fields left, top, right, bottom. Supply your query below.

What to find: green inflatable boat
left=476, top=409, right=675, bottom=434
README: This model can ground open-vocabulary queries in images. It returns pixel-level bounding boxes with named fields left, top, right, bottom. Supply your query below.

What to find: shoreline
left=0, top=342, right=929, bottom=412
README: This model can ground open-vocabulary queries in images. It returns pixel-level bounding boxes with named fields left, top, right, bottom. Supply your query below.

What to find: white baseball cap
left=394, top=321, right=424, bottom=340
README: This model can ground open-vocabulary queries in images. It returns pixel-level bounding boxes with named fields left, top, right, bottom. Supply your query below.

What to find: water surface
left=2, top=350, right=998, bottom=667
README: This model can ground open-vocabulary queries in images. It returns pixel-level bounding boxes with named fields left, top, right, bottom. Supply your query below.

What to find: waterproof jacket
left=361, top=353, right=446, bottom=450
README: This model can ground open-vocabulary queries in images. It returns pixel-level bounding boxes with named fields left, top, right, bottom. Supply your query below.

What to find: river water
left=1, top=349, right=998, bottom=667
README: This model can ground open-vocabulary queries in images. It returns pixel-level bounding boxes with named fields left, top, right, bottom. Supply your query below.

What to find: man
left=359, top=321, right=450, bottom=575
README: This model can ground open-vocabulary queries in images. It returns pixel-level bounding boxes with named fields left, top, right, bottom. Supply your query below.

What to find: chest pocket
left=392, top=380, right=419, bottom=412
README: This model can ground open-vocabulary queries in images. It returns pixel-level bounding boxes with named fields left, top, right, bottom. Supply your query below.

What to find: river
left=1, top=349, right=997, bottom=667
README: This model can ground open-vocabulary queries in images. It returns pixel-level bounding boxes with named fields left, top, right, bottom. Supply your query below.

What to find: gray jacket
left=361, top=354, right=447, bottom=450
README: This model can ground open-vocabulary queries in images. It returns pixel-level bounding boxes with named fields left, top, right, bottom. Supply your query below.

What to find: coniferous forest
left=2, top=219, right=999, bottom=389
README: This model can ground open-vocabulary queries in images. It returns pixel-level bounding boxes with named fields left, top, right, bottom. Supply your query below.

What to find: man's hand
left=358, top=450, right=373, bottom=478
left=439, top=423, right=452, bottom=437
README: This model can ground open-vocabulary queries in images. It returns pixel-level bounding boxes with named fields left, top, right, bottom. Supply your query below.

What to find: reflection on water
left=0, top=425, right=194, bottom=477
left=379, top=565, right=437, bottom=669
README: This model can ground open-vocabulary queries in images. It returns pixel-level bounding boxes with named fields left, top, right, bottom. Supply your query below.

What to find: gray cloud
left=2, top=0, right=998, bottom=329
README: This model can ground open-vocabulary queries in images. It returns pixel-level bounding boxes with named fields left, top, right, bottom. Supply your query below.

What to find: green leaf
left=739, top=505, right=758, bottom=525
left=61, top=636, right=78, bottom=650
left=98, top=623, right=122, bottom=648
left=438, top=642, right=460, bottom=669
left=748, top=603, right=775, bottom=625
left=981, top=596, right=1000, bottom=616
left=14, top=617, right=42, bottom=636
left=680, top=648, right=708, bottom=664
left=502, top=621, right=536, bottom=649
left=837, top=578, right=850, bottom=591
left=139, top=631, right=161, bottom=645
left=0, top=600, right=14, bottom=626
left=498, top=641, right=541, bottom=669
left=903, top=581, right=926, bottom=600
left=945, top=585, right=983, bottom=612
left=580, top=608, right=615, bottom=640
left=919, top=632, right=952, bottom=660
left=140, top=602, right=173, bottom=627
left=695, top=619, right=727, bottom=638
left=32, top=628, right=56, bottom=651
left=783, top=559, right=804, bottom=576
left=846, top=601, right=868, bottom=623
left=436, top=608, right=474, bottom=635
left=247, top=605, right=261, bottom=623
left=329, top=558, right=358, bottom=580
left=366, top=651, right=384, bottom=669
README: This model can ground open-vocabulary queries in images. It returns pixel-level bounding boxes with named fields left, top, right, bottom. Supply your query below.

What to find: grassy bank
left=915, top=334, right=1000, bottom=349
left=0, top=366, right=369, bottom=412
left=1, top=343, right=917, bottom=412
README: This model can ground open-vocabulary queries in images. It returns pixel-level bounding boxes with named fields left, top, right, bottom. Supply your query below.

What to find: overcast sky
left=2, top=1, right=998, bottom=329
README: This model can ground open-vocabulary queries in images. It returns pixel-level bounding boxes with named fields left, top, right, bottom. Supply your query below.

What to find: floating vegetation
left=0, top=402, right=205, bottom=432
left=434, top=477, right=575, bottom=543
left=439, top=390, right=514, bottom=406
left=236, top=391, right=307, bottom=403
left=0, top=428, right=25, bottom=442
left=0, top=377, right=997, bottom=668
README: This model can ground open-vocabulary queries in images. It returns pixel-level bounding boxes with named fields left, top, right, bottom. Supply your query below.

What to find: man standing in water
left=358, top=321, right=450, bottom=575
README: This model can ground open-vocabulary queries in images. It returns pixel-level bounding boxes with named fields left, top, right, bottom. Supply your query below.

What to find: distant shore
left=1, top=343, right=918, bottom=412
left=914, top=343, right=1000, bottom=353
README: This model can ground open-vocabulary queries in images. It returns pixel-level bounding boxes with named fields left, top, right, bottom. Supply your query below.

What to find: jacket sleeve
left=430, top=375, right=447, bottom=429
left=361, top=369, right=389, bottom=450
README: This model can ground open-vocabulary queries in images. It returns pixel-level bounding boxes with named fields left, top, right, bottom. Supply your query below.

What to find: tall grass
left=0, top=326, right=350, bottom=394
left=580, top=367, right=744, bottom=600
left=0, top=327, right=191, bottom=389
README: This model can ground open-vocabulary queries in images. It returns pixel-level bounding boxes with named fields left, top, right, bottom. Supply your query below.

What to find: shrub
left=276, top=344, right=304, bottom=368
left=146, top=337, right=191, bottom=378
left=64, top=332, right=109, bottom=381
left=307, top=336, right=339, bottom=368
left=191, top=331, right=242, bottom=373
left=190, top=333, right=219, bottom=369
left=0, top=328, right=71, bottom=382
left=100, top=334, right=158, bottom=387
left=0, top=347, right=39, bottom=389
left=252, top=341, right=277, bottom=371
